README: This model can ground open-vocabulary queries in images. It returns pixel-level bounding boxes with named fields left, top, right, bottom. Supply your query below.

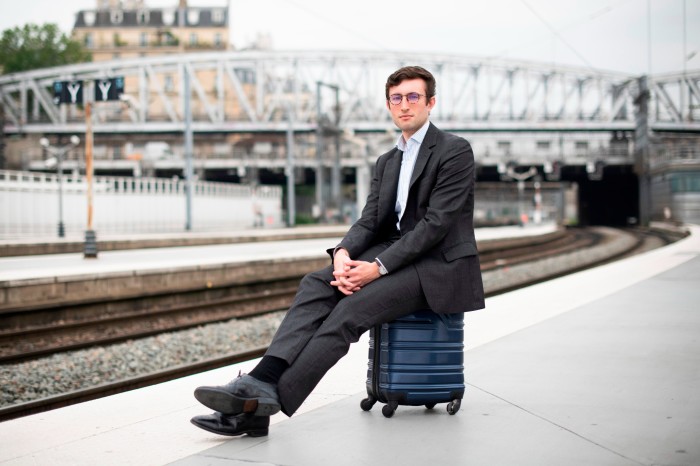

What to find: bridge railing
left=0, top=170, right=283, bottom=239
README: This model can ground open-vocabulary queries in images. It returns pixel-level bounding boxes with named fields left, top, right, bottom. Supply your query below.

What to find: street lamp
left=40, top=135, right=81, bottom=238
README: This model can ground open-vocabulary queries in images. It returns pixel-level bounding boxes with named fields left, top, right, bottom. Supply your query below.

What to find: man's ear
left=427, top=96, right=436, bottom=110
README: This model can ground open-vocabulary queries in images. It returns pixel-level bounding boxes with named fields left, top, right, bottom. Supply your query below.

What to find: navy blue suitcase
left=360, top=309, right=465, bottom=418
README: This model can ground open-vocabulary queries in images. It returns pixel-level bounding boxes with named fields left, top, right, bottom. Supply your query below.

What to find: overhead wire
left=491, top=0, right=634, bottom=72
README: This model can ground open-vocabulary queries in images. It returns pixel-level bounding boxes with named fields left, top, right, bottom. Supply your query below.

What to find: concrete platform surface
left=172, top=228, right=700, bottom=466
left=1, top=222, right=696, bottom=466
left=0, top=223, right=556, bottom=282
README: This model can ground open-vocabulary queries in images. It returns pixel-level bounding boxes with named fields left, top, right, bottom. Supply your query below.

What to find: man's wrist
left=374, top=258, right=388, bottom=276
left=333, top=247, right=348, bottom=258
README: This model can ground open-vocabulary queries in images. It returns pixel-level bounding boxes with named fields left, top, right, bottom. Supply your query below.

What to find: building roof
left=73, top=7, right=229, bottom=29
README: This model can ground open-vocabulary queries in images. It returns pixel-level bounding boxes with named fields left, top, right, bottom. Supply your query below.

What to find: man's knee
left=324, top=299, right=371, bottom=340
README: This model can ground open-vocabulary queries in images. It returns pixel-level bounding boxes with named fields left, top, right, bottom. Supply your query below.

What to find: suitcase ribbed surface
left=366, top=310, right=465, bottom=406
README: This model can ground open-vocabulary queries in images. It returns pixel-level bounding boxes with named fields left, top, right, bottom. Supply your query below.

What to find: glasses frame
left=388, top=92, right=426, bottom=106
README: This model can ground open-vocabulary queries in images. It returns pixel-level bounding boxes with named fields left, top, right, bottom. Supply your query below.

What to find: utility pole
left=634, top=76, right=652, bottom=227
left=184, top=68, right=194, bottom=231
left=286, top=111, right=296, bottom=227
left=84, top=102, right=97, bottom=258
left=315, top=82, right=325, bottom=222
left=316, top=81, right=341, bottom=223
left=0, top=100, right=5, bottom=169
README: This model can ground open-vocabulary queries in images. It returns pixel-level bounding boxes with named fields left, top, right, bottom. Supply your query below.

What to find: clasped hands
left=330, top=248, right=381, bottom=296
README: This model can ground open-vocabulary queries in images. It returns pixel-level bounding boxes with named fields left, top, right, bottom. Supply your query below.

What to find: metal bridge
left=1, top=50, right=699, bottom=135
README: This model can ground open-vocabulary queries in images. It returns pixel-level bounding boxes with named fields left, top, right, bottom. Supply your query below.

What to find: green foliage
left=0, top=23, right=91, bottom=75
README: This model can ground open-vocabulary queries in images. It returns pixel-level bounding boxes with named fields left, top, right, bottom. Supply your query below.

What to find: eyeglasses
left=388, top=92, right=426, bottom=105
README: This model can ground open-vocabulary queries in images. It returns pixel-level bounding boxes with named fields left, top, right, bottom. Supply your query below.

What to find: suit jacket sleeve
left=327, top=153, right=387, bottom=260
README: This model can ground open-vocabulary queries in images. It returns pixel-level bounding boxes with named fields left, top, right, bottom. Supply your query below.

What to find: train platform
left=0, top=222, right=558, bottom=258
left=0, top=222, right=557, bottom=282
left=1, top=223, right=697, bottom=465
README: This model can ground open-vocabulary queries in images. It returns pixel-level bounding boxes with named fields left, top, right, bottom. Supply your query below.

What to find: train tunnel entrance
left=575, top=165, right=639, bottom=226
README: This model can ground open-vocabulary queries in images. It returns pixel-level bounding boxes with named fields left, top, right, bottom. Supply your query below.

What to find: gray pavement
left=172, top=255, right=700, bottom=466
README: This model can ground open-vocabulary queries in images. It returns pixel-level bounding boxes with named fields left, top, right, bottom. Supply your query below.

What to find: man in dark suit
left=191, top=66, right=485, bottom=437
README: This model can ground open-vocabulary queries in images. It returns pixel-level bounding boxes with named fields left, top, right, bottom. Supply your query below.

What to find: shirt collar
left=396, top=120, right=431, bottom=151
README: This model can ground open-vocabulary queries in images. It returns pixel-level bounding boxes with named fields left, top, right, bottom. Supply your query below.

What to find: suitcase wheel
left=425, top=402, right=436, bottom=410
left=382, top=401, right=398, bottom=418
left=360, top=396, right=377, bottom=412
left=447, top=399, right=461, bottom=415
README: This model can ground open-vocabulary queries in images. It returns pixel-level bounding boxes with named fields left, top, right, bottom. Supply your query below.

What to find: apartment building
left=72, top=0, right=230, bottom=61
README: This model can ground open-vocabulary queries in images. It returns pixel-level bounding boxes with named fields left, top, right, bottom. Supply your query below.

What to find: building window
left=212, top=9, right=224, bottom=23
left=187, top=10, right=200, bottom=25
left=575, top=141, right=589, bottom=151
left=110, top=10, right=123, bottom=24
left=83, top=11, right=96, bottom=26
left=137, top=10, right=150, bottom=24
left=113, top=33, right=126, bottom=47
left=162, top=9, right=175, bottom=25
left=164, top=31, right=178, bottom=46
left=214, top=33, right=222, bottom=47
left=189, top=33, right=198, bottom=46
left=164, top=75, right=174, bottom=92
left=536, top=141, right=551, bottom=150
left=670, top=172, right=700, bottom=193
left=84, top=33, right=94, bottom=48
left=497, top=141, right=511, bottom=151
left=113, top=52, right=121, bottom=59
left=140, top=32, right=148, bottom=47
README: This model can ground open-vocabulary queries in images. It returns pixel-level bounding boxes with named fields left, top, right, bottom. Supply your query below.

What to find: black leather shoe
left=190, top=412, right=269, bottom=437
left=194, top=372, right=281, bottom=416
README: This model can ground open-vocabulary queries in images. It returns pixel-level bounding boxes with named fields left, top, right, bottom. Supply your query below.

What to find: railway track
left=0, top=227, right=676, bottom=365
left=0, top=226, right=683, bottom=421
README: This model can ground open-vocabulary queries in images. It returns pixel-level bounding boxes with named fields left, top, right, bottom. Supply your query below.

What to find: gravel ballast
left=0, top=227, right=646, bottom=408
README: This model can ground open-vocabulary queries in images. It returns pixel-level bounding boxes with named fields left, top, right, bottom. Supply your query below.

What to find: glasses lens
left=389, top=94, right=402, bottom=105
left=407, top=93, right=420, bottom=103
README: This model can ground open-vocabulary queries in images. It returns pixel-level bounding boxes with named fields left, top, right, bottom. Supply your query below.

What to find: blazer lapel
left=408, top=123, right=437, bottom=190
left=378, top=148, right=402, bottom=222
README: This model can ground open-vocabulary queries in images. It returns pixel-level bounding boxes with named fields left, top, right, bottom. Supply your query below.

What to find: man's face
left=386, top=78, right=435, bottom=139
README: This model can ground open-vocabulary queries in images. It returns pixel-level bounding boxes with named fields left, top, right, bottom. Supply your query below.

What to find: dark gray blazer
left=336, top=123, right=485, bottom=314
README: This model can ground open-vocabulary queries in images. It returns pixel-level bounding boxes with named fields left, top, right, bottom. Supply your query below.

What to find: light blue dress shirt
left=395, top=120, right=431, bottom=230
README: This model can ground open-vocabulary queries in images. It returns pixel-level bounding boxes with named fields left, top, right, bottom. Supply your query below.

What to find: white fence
left=0, top=171, right=283, bottom=239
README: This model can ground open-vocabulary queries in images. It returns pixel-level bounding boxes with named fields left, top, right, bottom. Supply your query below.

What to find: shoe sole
left=194, top=387, right=281, bottom=417
left=190, top=418, right=268, bottom=437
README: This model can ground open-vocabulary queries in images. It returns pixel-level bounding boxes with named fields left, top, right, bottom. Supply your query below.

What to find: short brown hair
left=385, top=66, right=436, bottom=101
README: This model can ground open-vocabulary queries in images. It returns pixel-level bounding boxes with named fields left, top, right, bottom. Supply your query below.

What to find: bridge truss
left=1, top=51, right=699, bottom=135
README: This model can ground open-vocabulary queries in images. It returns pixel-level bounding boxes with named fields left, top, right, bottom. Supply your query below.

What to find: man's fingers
left=332, top=272, right=355, bottom=286
left=333, top=282, right=354, bottom=295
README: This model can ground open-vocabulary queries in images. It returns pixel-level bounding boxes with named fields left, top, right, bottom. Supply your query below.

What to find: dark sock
left=249, top=356, right=288, bottom=384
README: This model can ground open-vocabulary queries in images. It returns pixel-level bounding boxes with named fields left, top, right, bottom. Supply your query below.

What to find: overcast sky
left=0, top=0, right=698, bottom=75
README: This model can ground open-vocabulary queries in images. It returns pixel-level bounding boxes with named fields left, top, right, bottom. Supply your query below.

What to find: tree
left=0, top=23, right=91, bottom=75
left=0, top=24, right=90, bottom=168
